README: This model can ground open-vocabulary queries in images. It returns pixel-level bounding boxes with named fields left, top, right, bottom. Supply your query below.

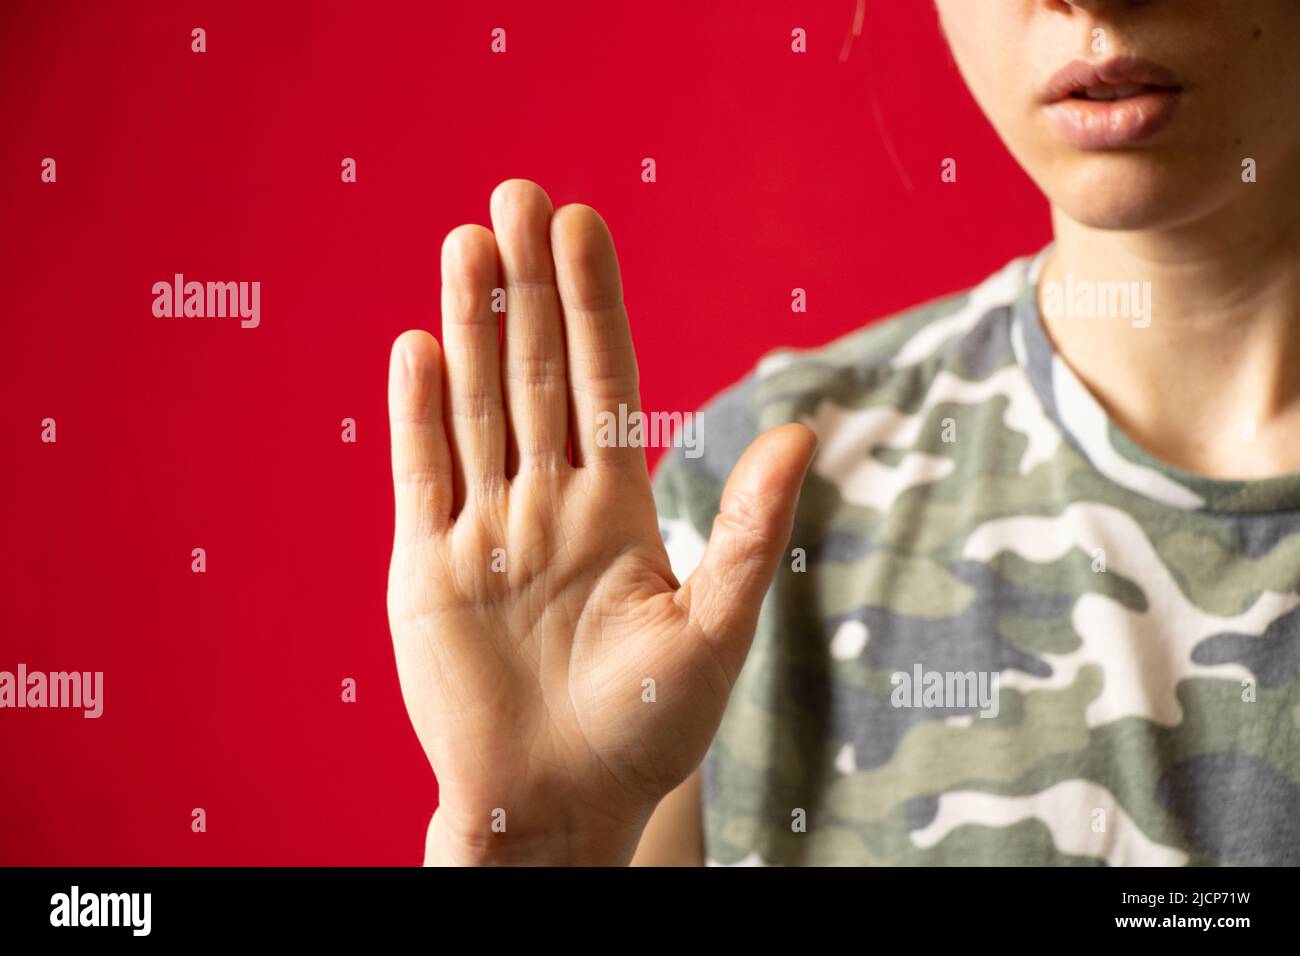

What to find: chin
left=1038, top=155, right=1226, bottom=232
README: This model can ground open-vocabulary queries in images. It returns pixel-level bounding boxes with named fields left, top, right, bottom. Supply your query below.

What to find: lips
left=1042, top=56, right=1184, bottom=149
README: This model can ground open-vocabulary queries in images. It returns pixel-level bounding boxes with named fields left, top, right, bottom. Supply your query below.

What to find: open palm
left=386, top=179, right=816, bottom=865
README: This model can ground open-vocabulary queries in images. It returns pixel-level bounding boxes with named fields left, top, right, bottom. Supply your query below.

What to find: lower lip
left=1043, top=90, right=1181, bottom=149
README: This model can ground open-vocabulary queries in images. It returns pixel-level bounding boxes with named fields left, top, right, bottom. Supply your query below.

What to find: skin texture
left=937, top=0, right=1300, bottom=478
left=936, top=0, right=1300, bottom=232
left=393, top=1, right=1300, bottom=866
left=388, top=180, right=816, bottom=865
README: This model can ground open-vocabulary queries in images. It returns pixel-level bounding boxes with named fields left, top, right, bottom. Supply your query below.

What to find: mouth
left=1042, top=56, right=1184, bottom=149
left=1065, top=82, right=1175, bottom=102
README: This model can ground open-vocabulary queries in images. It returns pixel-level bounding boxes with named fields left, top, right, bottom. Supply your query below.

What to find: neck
left=1039, top=194, right=1300, bottom=479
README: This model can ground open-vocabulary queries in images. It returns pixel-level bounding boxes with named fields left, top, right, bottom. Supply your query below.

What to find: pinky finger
left=389, top=329, right=453, bottom=546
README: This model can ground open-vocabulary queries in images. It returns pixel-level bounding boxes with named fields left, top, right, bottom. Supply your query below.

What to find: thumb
left=680, top=422, right=817, bottom=675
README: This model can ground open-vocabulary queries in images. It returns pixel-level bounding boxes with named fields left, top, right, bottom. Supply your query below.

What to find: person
left=384, top=0, right=1300, bottom=866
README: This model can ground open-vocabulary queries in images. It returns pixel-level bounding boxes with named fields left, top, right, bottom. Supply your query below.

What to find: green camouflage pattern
left=652, top=249, right=1300, bottom=866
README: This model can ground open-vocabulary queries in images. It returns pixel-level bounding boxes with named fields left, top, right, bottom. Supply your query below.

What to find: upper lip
left=1042, top=56, right=1182, bottom=104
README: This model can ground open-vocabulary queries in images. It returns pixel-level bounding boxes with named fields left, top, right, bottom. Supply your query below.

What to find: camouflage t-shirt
left=651, top=248, right=1300, bottom=866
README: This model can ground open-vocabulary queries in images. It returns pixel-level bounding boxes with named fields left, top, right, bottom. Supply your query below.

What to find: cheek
left=959, top=73, right=1040, bottom=170
left=937, top=7, right=1035, bottom=139
left=1236, top=61, right=1300, bottom=163
left=944, top=40, right=1022, bottom=133
left=1172, top=63, right=1300, bottom=176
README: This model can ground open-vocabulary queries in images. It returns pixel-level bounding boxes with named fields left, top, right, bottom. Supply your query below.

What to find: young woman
left=385, top=0, right=1300, bottom=865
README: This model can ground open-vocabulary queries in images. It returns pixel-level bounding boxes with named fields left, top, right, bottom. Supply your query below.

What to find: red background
left=0, top=0, right=1049, bottom=864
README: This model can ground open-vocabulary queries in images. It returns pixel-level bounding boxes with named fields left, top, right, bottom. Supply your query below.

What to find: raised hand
left=386, top=179, right=816, bottom=865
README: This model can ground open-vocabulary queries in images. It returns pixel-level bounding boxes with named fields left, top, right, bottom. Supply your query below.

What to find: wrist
left=423, top=804, right=647, bottom=867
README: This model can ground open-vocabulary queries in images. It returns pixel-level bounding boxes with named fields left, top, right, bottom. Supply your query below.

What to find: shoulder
left=753, top=253, right=1034, bottom=394
left=657, top=253, right=1037, bottom=472
left=651, top=252, right=1041, bottom=570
